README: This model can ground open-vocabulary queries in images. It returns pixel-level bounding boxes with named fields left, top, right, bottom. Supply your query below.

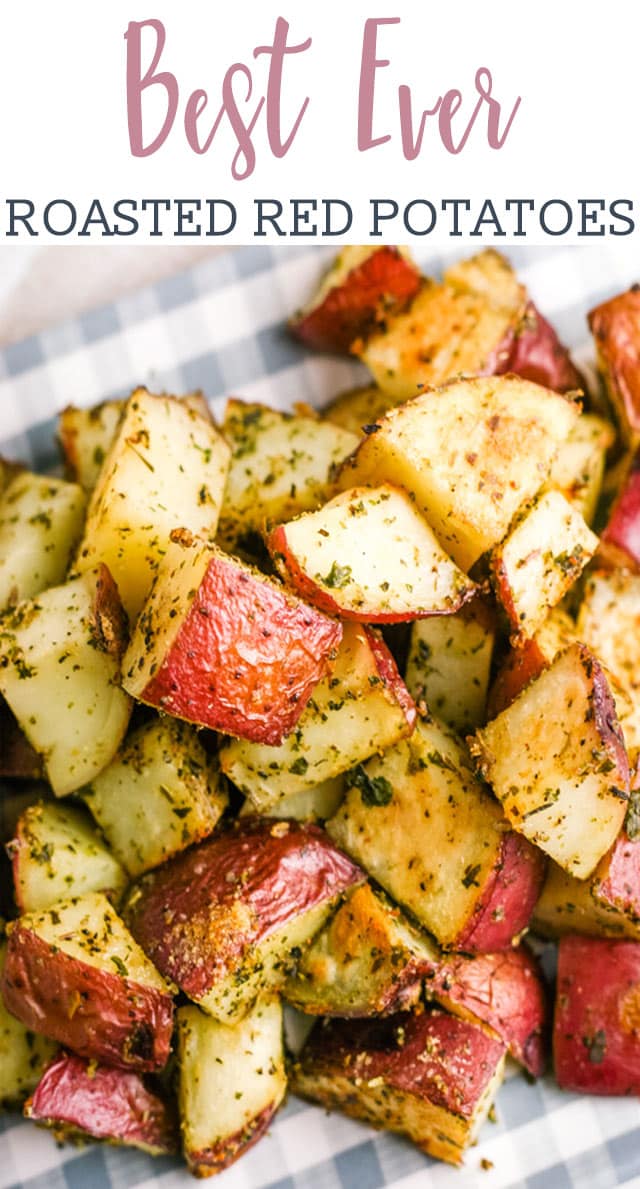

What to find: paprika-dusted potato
left=26, top=1051, right=178, bottom=1154
left=589, top=287, right=640, bottom=444
left=554, top=935, right=640, bottom=1094
left=269, top=484, right=476, bottom=622
left=472, top=644, right=630, bottom=879
left=292, top=1008, right=506, bottom=1166
left=178, top=997, right=286, bottom=1177
left=122, top=535, right=342, bottom=747
left=1, top=893, right=174, bottom=1072
left=327, top=715, right=544, bottom=951
left=290, top=245, right=421, bottom=353
left=125, top=818, right=364, bottom=1024
left=336, top=375, right=578, bottom=571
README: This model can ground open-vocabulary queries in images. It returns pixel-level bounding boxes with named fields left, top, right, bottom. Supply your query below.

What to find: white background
left=0, top=0, right=639, bottom=244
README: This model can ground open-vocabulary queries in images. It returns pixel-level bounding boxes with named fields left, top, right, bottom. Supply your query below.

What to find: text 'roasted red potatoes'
left=123, top=535, right=342, bottom=745
left=125, top=818, right=363, bottom=1023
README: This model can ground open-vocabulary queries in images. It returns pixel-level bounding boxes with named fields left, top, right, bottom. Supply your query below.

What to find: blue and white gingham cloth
left=2, top=243, right=640, bottom=1189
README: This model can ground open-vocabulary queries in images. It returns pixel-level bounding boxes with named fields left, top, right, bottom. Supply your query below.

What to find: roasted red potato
left=1, top=939, right=57, bottom=1109
left=26, top=1051, right=178, bottom=1154
left=472, top=644, right=630, bottom=879
left=284, top=883, right=438, bottom=1017
left=292, top=1008, right=506, bottom=1166
left=554, top=935, right=640, bottom=1094
left=534, top=824, right=640, bottom=942
left=269, top=484, right=476, bottom=622
left=290, top=246, right=421, bottom=353
left=327, top=715, right=544, bottom=951
left=430, top=947, right=548, bottom=1077
left=546, top=412, right=614, bottom=525
left=322, top=384, right=401, bottom=435
left=125, top=818, right=363, bottom=1024
left=9, top=800, right=127, bottom=913
left=487, top=609, right=577, bottom=719
left=1, top=893, right=174, bottom=1072
left=404, top=599, right=495, bottom=735
left=576, top=569, right=640, bottom=758
left=600, top=447, right=640, bottom=570
left=490, top=301, right=584, bottom=394
left=589, top=287, right=640, bottom=444
left=123, top=535, right=342, bottom=746
left=337, top=375, right=578, bottom=571
left=0, top=470, right=86, bottom=612
left=178, top=997, right=286, bottom=1177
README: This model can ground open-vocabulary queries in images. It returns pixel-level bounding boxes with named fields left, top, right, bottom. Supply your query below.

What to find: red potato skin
left=126, top=819, right=364, bottom=1000
left=591, top=656, right=631, bottom=791
left=489, top=302, right=585, bottom=394
left=454, top=830, right=546, bottom=953
left=486, top=638, right=548, bottom=719
left=268, top=524, right=476, bottom=624
left=297, top=1009, right=506, bottom=1119
left=290, top=247, right=421, bottom=354
left=26, top=1051, right=178, bottom=1153
left=186, top=1102, right=278, bottom=1177
left=595, top=831, right=640, bottom=919
left=589, top=288, right=640, bottom=435
left=554, top=935, right=640, bottom=1094
left=364, top=627, right=417, bottom=729
left=1, top=926, right=174, bottom=1072
left=139, top=553, right=342, bottom=746
left=600, top=449, right=640, bottom=570
left=430, top=947, right=548, bottom=1077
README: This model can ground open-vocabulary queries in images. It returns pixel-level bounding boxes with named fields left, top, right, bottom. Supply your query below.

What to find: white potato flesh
left=546, top=413, right=615, bottom=524
left=405, top=603, right=495, bottom=733
left=0, top=472, right=86, bottom=609
left=12, top=801, right=127, bottom=912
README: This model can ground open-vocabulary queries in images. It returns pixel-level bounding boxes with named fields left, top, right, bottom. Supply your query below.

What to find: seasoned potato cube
left=491, top=491, right=597, bottom=640
left=269, top=484, right=476, bottom=622
left=217, top=400, right=358, bottom=553
left=0, top=472, right=86, bottom=610
left=546, top=413, right=615, bottom=524
left=290, top=245, right=421, bottom=353
left=554, top=935, right=640, bottom=1094
left=292, top=1009, right=506, bottom=1166
left=9, top=801, right=127, bottom=912
left=74, top=389, right=230, bottom=620
left=589, top=287, right=640, bottom=444
left=125, top=819, right=363, bottom=1024
left=178, top=998, right=286, bottom=1176
left=337, top=375, right=578, bottom=571
left=123, top=535, right=342, bottom=747
left=405, top=600, right=495, bottom=733
left=577, top=570, right=640, bottom=758
left=472, top=644, right=630, bottom=878
left=220, top=623, right=415, bottom=810
left=0, top=566, right=132, bottom=796
left=1, top=892, right=173, bottom=1071
left=82, top=718, right=228, bottom=877
left=285, top=883, right=438, bottom=1017
left=0, top=939, right=57, bottom=1109
left=26, top=1051, right=178, bottom=1153
left=322, top=384, right=401, bottom=435
left=327, top=716, right=544, bottom=951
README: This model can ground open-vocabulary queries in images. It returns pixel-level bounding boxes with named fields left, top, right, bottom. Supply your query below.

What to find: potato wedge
left=9, top=800, right=127, bottom=913
left=554, top=935, right=640, bottom=1094
left=125, top=818, right=363, bottom=1024
left=220, top=622, right=415, bottom=810
left=284, top=883, right=438, bottom=1017
left=589, top=287, right=640, bottom=444
left=178, top=997, right=286, bottom=1176
left=269, top=484, right=476, bottom=622
left=81, top=717, right=228, bottom=877
left=491, top=491, right=597, bottom=640
left=217, top=399, right=358, bottom=554
left=0, top=939, right=57, bottom=1109
left=292, top=1009, right=506, bottom=1166
left=405, top=600, right=495, bottom=733
left=0, top=472, right=86, bottom=611
left=327, top=715, right=544, bottom=950
left=123, top=535, right=342, bottom=746
left=290, top=245, right=420, bottom=353
left=74, top=389, right=230, bottom=620
left=472, top=644, right=629, bottom=879
left=337, top=375, right=578, bottom=571
left=26, top=1051, right=178, bottom=1154
left=0, top=565, right=132, bottom=796
left=1, top=892, right=173, bottom=1071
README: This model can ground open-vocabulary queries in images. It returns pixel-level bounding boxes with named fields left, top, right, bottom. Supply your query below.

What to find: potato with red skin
left=26, top=1051, right=178, bottom=1154
left=600, top=448, right=640, bottom=570
left=487, top=610, right=576, bottom=719
left=554, top=935, right=640, bottom=1094
left=290, top=246, right=421, bottom=353
left=489, top=301, right=585, bottom=394
left=292, top=1009, right=506, bottom=1165
left=125, top=818, right=364, bottom=1024
left=430, top=947, right=548, bottom=1077
left=123, top=535, right=342, bottom=747
left=589, top=287, right=640, bottom=443
left=1, top=893, right=174, bottom=1072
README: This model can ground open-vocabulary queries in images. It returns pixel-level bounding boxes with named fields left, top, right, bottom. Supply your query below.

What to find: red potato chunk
left=589, top=287, right=640, bottom=443
left=600, top=448, right=640, bottom=570
left=490, top=301, right=585, bottom=394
